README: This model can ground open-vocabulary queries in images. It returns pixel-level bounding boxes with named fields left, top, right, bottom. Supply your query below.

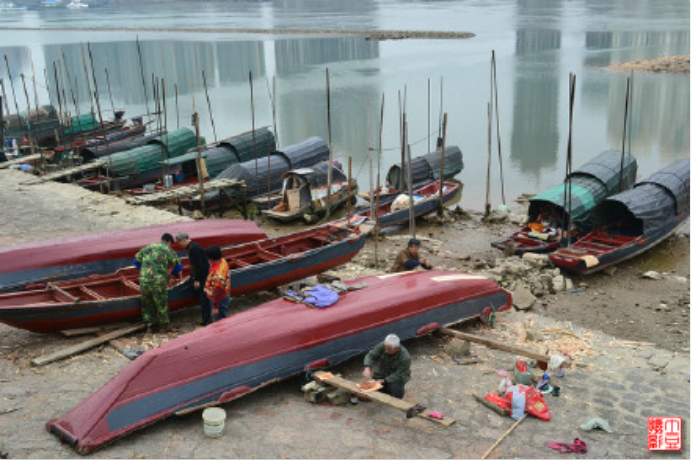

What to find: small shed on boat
left=592, top=159, right=690, bottom=235
left=386, top=146, right=464, bottom=191
left=528, top=150, right=638, bottom=233
left=161, top=127, right=276, bottom=179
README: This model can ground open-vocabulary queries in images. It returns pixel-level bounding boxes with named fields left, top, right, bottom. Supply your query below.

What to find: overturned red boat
left=0, top=220, right=266, bottom=293
left=47, top=270, right=510, bottom=454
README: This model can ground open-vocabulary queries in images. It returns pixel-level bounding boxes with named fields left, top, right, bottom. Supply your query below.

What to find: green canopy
left=528, top=150, right=637, bottom=233
left=64, top=113, right=98, bottom=135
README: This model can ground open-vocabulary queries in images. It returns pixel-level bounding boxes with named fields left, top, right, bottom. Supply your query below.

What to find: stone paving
left=0, top=310, right=688, bottom=459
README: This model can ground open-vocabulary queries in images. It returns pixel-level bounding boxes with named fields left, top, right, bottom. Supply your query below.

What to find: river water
left=1, top=0, right=688, bottom=210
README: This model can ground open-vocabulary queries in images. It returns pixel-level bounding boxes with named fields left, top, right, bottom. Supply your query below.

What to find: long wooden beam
left=313, top=371, right=455, bottom=427
left=440, top=328, right=570, bottom=366
left=31, top=323, right=145, bottom=366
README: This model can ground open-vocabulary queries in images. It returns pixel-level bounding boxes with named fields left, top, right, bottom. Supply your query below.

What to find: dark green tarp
left=528, top=150, right=638, bottom=233
left=386, top=146, right=463, bottom=191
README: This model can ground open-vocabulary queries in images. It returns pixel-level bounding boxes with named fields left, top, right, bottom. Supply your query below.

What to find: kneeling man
left=362, top=333, right=411, bottom=399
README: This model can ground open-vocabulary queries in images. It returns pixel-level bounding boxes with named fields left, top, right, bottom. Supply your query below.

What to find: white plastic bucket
left=163, top=174, right=174, bottom=187
left=202, top=407, right=226, bottom=438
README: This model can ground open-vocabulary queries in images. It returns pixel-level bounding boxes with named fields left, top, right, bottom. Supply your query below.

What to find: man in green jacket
left=362, top=333, right=411, bottom=399
left=134, top=233, right=184, bottom=332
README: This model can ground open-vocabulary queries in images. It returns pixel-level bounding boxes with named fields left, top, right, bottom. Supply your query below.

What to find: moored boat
left=0, top=220, right=267, bottom=293
left=549, top=159, right=689, bottom=275
left=350, top=180, right=461, bottom=228
left=491, top=150, right=638, bottom=255
left=263, top=161, right=358, bottom=223
left=0, top=224, right=366, bottom=333
left=46, top=269, right=511, bottom=454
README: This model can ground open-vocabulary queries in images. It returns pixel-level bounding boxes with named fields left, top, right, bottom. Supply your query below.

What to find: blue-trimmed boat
left=47, top=270, right=510, bottom=454
left=550, top=159, right=689, bottom=275
left=0, top=224, right=366, bottom=333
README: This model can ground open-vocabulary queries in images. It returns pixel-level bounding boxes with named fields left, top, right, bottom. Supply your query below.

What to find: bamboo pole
left=202, top=69, right=217, bottom=142
left=326, top=68, right=333, bottom=216
left=60, top=47, right=84, bottom=136
left=367, top=100, right=373, bottom=217
left=481, top=416, right=526, bottom=459
left=377, top=92, right=384, bottom=193
left=491, top=51, right=506, bottom=206
left=619, top=77, right=630, bottom=192
left=249, top=71, right=257, bottom=182
left=189, top=78, right=205, bottom=214
left=437, top=112, right=447, bottom=218
left=406, top=142, right=415, bottom=238
left=375, top=171, right=381, bottom=269
left=79, top=43, right=95, bottom=119
left=135, top=37, right=151, bottom=121
left=174, top=82, right=179, bottom=130
left=87, top=43, right=113, bottom=191
left=0, top=79, right=9, bottom=117
left=438, top=76, right=443, bottom=148
left=29, top=53, right=40, bottom=122
left=105, top=67, right=115, bottom=116
left=427, top=77, right=431, bottom=153
left=19, top=74, right=37, bottom=156
left=347, top=156, right=352, bottom=224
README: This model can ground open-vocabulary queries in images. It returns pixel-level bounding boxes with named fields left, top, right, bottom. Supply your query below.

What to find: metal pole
left=437, top=112, right=448, bottom=218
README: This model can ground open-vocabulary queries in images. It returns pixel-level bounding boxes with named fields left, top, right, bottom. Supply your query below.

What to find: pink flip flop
left=545, top=438, right=588, bottom=454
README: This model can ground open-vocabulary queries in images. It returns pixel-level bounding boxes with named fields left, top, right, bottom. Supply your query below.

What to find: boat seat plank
left=121, top=278, right=140, bottom=292
left=49, top=284, right=80, bottom=303
left=584, top=240, right=617, bottom=249
left=80, top=286, right=105, bottom=300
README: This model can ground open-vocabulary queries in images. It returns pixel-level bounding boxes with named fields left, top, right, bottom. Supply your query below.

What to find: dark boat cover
left=528, top=150, right=638, bottom=232
left=386, top=146, right=464, bottom=191
left=283, top=160, right=347, bottom=187
left=80, top=132, right=166, bottom=161
left=211, top=137, right=330, bottom=197
left=593, top=159, right=690, bottom=235
left=163, top=128, right=276, bottom=178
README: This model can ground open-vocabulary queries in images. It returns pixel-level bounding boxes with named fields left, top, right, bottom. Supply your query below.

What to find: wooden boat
left=348, top=181, right=460, bottom=228
left=46, top=269, right=511, bottom=454
left=550, top=159, right=689, bottom=275
left=263, top=161, right=358, bottom=223
left=491, top=150, right=638, bottom=255
left=0, top=220, right=267, bottom=293
left=0, top=224, right=366, bottom=333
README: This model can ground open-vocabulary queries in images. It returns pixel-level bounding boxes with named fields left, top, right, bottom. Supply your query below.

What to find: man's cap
left=408, top=238, right=421, bottom=247
left=174, top=232, right=189, bottom=241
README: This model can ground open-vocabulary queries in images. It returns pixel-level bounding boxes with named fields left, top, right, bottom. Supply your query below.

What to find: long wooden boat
left=550, top=159, right=689, bottom=275
left=46, top=270, right=510, bottom=454
left=0, top=224, right=366, bottom=333
left=491, top=150, right=638, bottom=255
left=0, top=220, right=267, bottom=293
left=349, top=181, right=460, bottom=228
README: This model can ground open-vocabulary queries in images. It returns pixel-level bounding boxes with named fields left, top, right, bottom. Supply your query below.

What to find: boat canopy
left=281, top=161, right=347, bottom=189
left=386, top=146, right=463, bottom=191
left=64, top=113, right=98, bottom=135
left=528, top=150, right=637, bottom=232
left=213, top=136, right=330, bottom=197
left=106, top=128, right=199, bottom=176
left=80, top=132, right=165, bottom=161
left=162, top=128, right=276, bottom=178
left=593, top=159, right=690, bottom=235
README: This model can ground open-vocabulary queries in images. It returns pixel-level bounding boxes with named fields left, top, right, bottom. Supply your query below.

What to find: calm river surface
left=1, top=0, right=689, bottom=210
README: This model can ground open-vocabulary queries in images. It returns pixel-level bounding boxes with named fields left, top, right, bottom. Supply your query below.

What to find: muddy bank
left=0, top=26, right=475, bottom=40
left=607, top=55, right=690, bottom=74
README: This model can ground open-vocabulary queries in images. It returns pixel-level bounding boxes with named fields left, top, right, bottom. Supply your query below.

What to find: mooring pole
left=326, top=68, right=333, bottom=216
left=619, top=77, right=630, bottom=193
left=347, top=156, right=352, bottom=224
left=202, top=69, right=217, bottom=143
left=437, top=112, right=448, bottom=218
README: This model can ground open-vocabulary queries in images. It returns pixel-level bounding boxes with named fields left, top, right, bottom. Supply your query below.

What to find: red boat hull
left=0, top=220, right=267, bottom=292
left=47, top=270, right=511, bottom=454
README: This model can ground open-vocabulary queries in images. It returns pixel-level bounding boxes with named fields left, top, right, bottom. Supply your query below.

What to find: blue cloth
left=133, top=259, right=141, bottom=269
left=170, top=262, right=184, bottom=276
left=304, top=285, right=339, bottom=308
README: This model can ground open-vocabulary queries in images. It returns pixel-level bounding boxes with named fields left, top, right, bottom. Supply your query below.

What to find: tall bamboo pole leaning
left=87, top=42, right=114, bottom=191
left=0, top=79, right=9, bottom=117
left=79, top=43, right=96, bottom=121
left=29, top=52, right=40, bottom=123
left=491, top=51, right=506, bottom=206
left=51, top=63, right=65, bottom=159
left=104, top=68, right=116, bottom=116
left=437, top=112, right=448, bottom=218
left=367, top=100, right=373, bottom=217
left=135, top=37, right=151, bottom=122
left=4, top=56, right=32, bottom=153
left=162, top=78, right=169, bottom=188
left=174, top=82, right=180, bottom=130
left=347, top=156, right=352, bottom=224
left=406, top=142, right=415, bottom=238
left=202, top=70, right=217, bottom=143
left=152, top=74, right=166, bottom=187
left=438, top=76, right=443, bottom=148
left=249, top=71, right=257, bottom=183
left=619, top=77, right=630, bottom=193
left=0, top=95, right=4, bottom=159
left=375, top=170, right=381, bottom=269
left=19, top=74, right=38, bottom=157
left=189, top=78, right=205, bottom=214
left=427, top=78, right=431, bottom=153
left=325, top=68, right=334, bottom=216
left=563, top=73, right=576, bottom=248
left=59, top=49, right=83, bottom=135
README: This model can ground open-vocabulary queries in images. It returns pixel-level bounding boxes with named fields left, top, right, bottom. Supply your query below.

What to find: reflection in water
left=275, top=37, right=379, bottom=76
left=510, top=4, right=563, bottom=179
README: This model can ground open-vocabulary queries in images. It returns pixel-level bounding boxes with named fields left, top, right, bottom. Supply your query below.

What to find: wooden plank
left=31, top=323, right=145, bottom=366
left=125, top=178, right=245, bottom=205
left=0, top=153, right=42, bottom=169
left=440, top=328, right=569, bottom=366
left=60, top=322, right=131, bottom=337
left=313, top=371, right=455, bottom=427
left=27, top=161, right=105, bottom=184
